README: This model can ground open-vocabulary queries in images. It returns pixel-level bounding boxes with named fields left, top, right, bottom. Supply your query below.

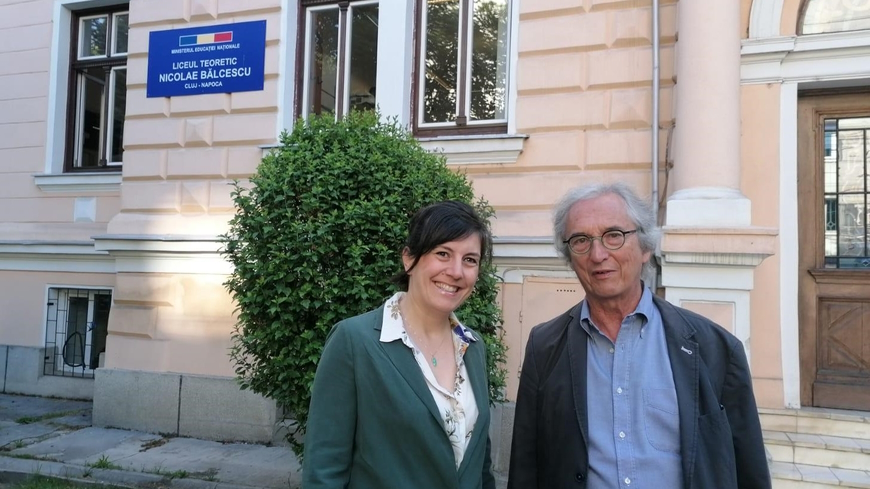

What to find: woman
left=302, top=201, right=496, bottom=489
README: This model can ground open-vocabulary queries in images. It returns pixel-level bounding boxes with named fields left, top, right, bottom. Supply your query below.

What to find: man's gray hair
left=552, top=182, right=661, bottom=263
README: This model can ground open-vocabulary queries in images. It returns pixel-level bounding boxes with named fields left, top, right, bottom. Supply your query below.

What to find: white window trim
left=105, top=66, right=126, bottom=166
left=41, top=0, right=127, bottom=193
left=111, top=11, right=128, bottom=56
left=416, top=0, right=512, bottom=129
left=77, top=14, right=110, bottom=61
left=417, top=133, right=526, bottom=165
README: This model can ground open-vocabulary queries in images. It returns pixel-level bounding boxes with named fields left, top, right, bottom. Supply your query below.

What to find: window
left=822, top=116, right=870, bottom=268
left=415, top=0, right=510, bottom=135
left=801, top=0, right=870, bottom=35
left=65, top=7, right=128, bottom=171
left=44, top=288, right=112, bottom=378
left=300, top=0, right=379, bottom=120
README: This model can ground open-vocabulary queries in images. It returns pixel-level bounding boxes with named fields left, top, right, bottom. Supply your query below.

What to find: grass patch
left=15, top=410, right=86, bottom=425
left=85, top=455, right=121, bottom=471
left=143, top=465, right=188, bottom=480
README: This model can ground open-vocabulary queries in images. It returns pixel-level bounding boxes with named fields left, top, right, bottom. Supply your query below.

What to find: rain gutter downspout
left=651, top=0, right=661, bottom=222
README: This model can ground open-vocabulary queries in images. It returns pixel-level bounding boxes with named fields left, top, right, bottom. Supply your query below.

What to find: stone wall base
left=93, top=368, right=278, bottom=443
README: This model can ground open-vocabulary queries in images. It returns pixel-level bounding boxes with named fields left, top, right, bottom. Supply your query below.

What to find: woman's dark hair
left=392, top=201, right=492, bottom=291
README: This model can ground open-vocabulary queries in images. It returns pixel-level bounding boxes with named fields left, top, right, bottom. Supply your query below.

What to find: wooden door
left=798, top=92, right=870, bottom=411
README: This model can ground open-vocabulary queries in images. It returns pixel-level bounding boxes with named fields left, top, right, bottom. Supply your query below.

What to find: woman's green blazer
left=302, top=305, right=496, bottom=489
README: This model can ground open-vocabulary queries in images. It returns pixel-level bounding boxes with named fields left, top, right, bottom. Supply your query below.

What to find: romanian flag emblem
left=178, top=31, right=233, bottom=47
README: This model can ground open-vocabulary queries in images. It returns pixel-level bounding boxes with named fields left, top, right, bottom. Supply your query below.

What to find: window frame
left=63, top=4, right=129, bottom=173
left=411, top=0, right=511, bottom=137
left=297, top=0, right=380, bottom=121
left=44, top=286, right=113, bottom=378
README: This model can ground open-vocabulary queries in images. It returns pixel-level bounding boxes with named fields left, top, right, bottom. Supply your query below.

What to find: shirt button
left=617, top=387, right=623, bottom=394
left=625, top=477, right=631, bottom=485
left=619, top=431, right=625, bottom=439
left=575, top=473, right=584, bottom=482
left=609, top=347, right=615, bottom=353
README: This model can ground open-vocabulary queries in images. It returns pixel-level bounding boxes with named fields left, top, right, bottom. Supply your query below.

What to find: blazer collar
left=653, top=295, right=700, bottom=489
left=458, top=338, right=490, bottom=477
left=566, top=303, right=590, bottom=448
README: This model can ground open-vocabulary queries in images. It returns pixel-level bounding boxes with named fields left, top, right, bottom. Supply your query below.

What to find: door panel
left=798, top=92, right=870, bottom=410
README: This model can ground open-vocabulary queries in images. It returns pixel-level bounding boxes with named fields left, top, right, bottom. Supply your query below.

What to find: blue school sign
left=146, top=20, right=266, bottom=98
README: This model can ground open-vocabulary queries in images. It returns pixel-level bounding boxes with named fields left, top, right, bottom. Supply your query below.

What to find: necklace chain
left=399, top=303, right=452, bottom=367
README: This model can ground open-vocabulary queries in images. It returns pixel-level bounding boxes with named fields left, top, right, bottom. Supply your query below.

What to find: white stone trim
left=417, top=134, right=527, bottom=165
left=741, top=31, right=870, bottom=85
left=376, top=0, right=415, bottom=126
left=0, top=242, right=114, bottom=273
left=277, top=0, right=298, bottom=136
left=748, top=0, right=784, bottom=39
left=92, top=235, right=229, bottom=274
left=33, top=172, right=121, bottom=193
left=779, top=82, right=801, bottom=409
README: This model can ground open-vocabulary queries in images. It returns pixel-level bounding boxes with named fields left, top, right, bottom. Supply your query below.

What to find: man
left=508, top=183, right=771, bottom=489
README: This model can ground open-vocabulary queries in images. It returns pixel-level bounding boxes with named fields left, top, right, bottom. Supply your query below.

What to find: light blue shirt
left=579, top=286, right=683, bottom=489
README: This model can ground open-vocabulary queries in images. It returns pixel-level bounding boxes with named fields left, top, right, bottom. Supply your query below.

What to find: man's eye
left=604, top=231, right=621, bottom=239
left=574, top=236, right=590, bottom=244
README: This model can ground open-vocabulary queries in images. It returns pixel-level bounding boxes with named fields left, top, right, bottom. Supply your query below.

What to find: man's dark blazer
left=507, top=295, right=771, bottom=489
left=303, top=305, right=496, bottom=489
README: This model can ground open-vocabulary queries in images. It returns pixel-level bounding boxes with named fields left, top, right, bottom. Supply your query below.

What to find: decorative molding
left=417, top=134, right=527, bottom=165
left=33, top=173, right=122, bottom=193
left=741, top=31, right=870, bottom=85
left=748, top=0, right=784, bottom=39
left=0, top=241, right=114, bottom=273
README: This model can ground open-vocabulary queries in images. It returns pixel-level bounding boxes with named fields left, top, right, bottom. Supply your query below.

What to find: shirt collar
left=579, top=282, right=654, bottom=338
left=379, top=291, right=477, bottom=344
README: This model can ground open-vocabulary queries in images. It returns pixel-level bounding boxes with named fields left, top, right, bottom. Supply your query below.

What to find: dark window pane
left=110, top=68, right=126, bottom=164
left=74, top=67, right=106, bottom=168
left=80, top=16, right=108, bottom=58
left=421, top=0, right=459, bottom=124
left=307, top=8, right=340, bottom=117
left=114, top=13, right=129, bottom=54
left=63, top=297, right=88, bottom=368
left=469, top=0, right=508, bottom=121
left=347, top=4, right=378, bottom=114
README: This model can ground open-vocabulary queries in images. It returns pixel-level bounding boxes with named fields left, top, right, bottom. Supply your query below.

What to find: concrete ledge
left=179, top=375, right=277, bottom=443
left=1, top=346, right=94, bottom=400
left=94, top=368, right=278, bottom=443
left=93, top=368, right=180, bottom=434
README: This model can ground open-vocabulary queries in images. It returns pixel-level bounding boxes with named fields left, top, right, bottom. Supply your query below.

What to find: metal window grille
left=44, top=288, right=112, bottom=378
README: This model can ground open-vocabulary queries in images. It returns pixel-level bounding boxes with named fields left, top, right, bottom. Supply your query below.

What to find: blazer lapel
left=458, top=338, right=489, bottom=477
left=566, top=312, right=589, bottom=448
left=377, top=325, right=444, bottom=427
left=655, top=296, right=700, bottom=489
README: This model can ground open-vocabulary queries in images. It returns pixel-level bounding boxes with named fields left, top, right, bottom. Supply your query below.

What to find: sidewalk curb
left=0, top=456, right=265, bottom=489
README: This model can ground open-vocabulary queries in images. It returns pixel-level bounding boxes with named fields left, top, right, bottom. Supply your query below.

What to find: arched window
left=800, top=0, right=870, bottom=34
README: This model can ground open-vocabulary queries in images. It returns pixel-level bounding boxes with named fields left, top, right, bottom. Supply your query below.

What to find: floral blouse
left=379, top=292, right=479, bottom=469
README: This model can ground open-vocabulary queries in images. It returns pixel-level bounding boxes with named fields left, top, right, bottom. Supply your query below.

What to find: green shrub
left=221, top=111, right=507, bottom=456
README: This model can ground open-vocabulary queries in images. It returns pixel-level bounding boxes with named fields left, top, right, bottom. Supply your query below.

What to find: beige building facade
left=2, top=0, right=870, bottom=475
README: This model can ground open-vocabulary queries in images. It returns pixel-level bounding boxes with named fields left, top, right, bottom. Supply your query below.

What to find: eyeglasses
left=563, top=229, right=638, bottom=255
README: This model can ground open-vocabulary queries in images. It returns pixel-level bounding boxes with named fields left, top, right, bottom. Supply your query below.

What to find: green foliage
left=221, top=111, right=507, bottom=456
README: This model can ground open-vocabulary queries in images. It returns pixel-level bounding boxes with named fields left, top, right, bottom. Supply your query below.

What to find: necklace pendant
left=432, top=356, right=438, bottom=367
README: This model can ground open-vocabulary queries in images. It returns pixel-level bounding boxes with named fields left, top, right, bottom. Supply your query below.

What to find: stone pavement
left=0, top=393, right=301, bottom=488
